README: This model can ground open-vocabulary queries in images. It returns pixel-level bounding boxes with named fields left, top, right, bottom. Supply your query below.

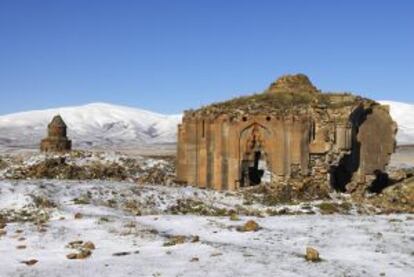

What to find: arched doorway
left=239, top=123, right=272, bottom=187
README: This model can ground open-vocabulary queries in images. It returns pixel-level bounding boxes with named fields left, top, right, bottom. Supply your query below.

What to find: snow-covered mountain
left=379, top=101, right=414, bottom=146
left=0, top=103, right=182, bottom=149
left=0, top=101, right=412, bottom=150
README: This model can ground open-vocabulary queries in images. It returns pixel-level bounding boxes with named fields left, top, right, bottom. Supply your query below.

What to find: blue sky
left=0, top=0, right=413, bottom=115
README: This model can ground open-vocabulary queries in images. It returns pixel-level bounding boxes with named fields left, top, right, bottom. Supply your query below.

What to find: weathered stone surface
left=163, top=235, right=186, bottom=246
left=21, top=259, right=38, bottom=266
left=66, top=250, right=92, bottom=259
left=176, top=74, right=397, bottom=196
left=305, top=247, right=321, bottom=262
left=267, top=74, right=319, bottom=94
left=82, top=241, right=95, bottom=250
left=74, top=212, right=83, bottom=219
left=237, top=220, right=260, bottom=232
left=40, top=115, right=72, bottom=152
left=66, top=253, right=78, bottom=259
left=367, top=177, right=414, bottom=213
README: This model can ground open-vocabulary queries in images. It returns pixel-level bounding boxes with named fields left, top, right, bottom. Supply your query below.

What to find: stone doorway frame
left=238, top=123, right=272, bottom=187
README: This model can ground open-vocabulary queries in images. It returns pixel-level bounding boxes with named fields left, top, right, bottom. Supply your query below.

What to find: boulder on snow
left=305, top=247, right=321, bottom=262
left=237, top=220, right=260, bottom=232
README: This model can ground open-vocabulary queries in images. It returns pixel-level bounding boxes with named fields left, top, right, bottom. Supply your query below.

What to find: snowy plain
left=0, top=180, right=413, bottom=277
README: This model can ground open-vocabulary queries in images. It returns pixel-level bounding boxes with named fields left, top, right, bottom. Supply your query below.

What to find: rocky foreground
left=1, top=150, right=413, bottom=214
left=0, top=180, right=413, bottom=277
left=0, top=151, right=413, bottom=276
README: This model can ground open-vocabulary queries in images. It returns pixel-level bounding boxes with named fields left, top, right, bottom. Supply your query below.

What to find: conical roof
left=49, top=115, right=67, bottom=127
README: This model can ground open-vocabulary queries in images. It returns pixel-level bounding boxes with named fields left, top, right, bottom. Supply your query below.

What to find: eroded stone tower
left=176, top=74, right=397, bottom=192
left=40, top=115, right=72, bottom=152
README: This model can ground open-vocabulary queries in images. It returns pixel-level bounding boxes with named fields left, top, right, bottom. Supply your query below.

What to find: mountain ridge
left=379, top=100, right=414, bottom=146
left=0, top=102, right=182, bottom=149
left=0, top=101, right=412, bottom=149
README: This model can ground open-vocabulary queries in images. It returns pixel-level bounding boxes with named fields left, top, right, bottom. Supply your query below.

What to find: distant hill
left=0, top=103, right=181, bottom=149
left=0, top=101, right=411, bottom=150
left=379, top=101, right=414, bottom=146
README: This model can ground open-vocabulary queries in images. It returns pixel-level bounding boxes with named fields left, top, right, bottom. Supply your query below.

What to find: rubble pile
left=0, top=151, right=175, bottom=183
left=4, top=157, right=129, bottom=180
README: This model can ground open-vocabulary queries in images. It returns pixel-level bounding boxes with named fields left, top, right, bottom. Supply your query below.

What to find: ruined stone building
left=176, top=74, right=397, bottom=192
left=40, top=115, right=72, bottom=152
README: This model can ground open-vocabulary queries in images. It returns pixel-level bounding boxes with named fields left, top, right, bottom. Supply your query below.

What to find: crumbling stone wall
left=40, top=115, right=72, bottom=153
left=176, top=74, right=397, bottom=192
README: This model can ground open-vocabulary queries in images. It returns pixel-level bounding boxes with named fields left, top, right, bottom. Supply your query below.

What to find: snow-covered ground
left=0, top=180, right=412, bottom=277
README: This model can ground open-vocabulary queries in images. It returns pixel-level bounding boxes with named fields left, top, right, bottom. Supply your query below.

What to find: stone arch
left=239, top=123, right=272, bottom=187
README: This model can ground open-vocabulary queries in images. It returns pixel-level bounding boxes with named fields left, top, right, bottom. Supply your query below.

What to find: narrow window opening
left=309, top=121, right=316, bottom=142
left=312, top=121, right=316, bottom=141
left=310, top=121, right=316, bottom=142
left=202, top=120, right=205, bottom=138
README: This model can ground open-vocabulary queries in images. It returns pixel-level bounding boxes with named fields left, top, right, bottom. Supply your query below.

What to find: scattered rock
left=136, top=161, right=175, bottom=185
left=367, top=178, right=414, bottom=213
left=74, top=213, right=83, bottom=219
left=242, top=182, right=330, bottom=206
left=190, top=257, right=199, bottom=262
left=67, top=240, right=83, bottom=249
left=123, top=201, right=141, bottom=216
left=21, top=259, right=38, bottom=266
left=237, top=220, right=260, bottom=232
left=305, top=247, right=321, bottom=262
left=163, top=235, right=186, bottom=247
left=66, top=253, right=78, bottom=260
left=191, top=235, right=200, bottom=243
left=66, top=249, right=92, bottom=260
left=0, top=229, right=6, bottom=236
left=82, top=241, right=95, bottom=250
left=16, top=245, right=27, bottom=249
left=76, top=249, right=92, bottom=259
left=168, top=199, right=229, bottom=216
left=6, top=155, right=130, bottom=181
left=113, top=251, right=131, bottom=257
